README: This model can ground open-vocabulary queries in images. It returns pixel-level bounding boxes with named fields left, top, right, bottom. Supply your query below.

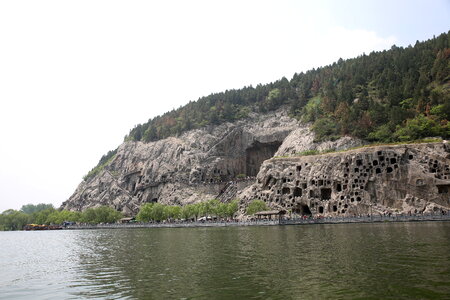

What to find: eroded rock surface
left=239, top=142, right=450, bottom=217
left=63, top=109, right=302, bottom=215
left=63, top=108, right=449, bottom=218
left=275, top=125, right=364, bottom=156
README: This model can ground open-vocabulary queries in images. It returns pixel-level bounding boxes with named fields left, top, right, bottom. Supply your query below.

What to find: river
left=1, top=222, right=449, bottom=299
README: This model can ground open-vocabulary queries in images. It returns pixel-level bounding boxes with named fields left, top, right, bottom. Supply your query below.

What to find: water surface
left=1, top=222, right=449, bottom=299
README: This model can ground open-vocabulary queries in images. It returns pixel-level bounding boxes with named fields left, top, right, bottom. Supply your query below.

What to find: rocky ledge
left=239, top=142, right=450, bottom=217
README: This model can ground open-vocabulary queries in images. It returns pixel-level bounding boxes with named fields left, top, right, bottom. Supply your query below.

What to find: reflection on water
left=1, top=222, right=450, bottom=299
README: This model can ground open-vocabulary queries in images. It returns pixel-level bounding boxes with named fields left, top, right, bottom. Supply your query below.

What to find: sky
left=0, top=0, right=449, bottom=213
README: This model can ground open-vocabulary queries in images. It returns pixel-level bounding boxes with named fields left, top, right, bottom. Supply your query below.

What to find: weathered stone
left=63, top=106, right=449, bottom=218
left=62, top=109, right=302, bottom=215
left=275, top=125, right=364, bottom=156
left=239, top=142, right=450, bottom=217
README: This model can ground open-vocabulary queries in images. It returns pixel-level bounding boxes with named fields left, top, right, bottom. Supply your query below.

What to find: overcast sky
left=0, top=0, right=449, bottom=213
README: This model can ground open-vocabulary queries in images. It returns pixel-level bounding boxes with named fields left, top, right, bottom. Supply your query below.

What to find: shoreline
left=63, top=213, right=450, bottom=230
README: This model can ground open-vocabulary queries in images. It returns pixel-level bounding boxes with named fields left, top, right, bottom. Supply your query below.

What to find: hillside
left=62, top=109, right=363, bottom=215
left=64, top=31, right=450, bottom=217
left=85, top=31, right=449, bottom=181
left=125, top=32, right=449, bottom=143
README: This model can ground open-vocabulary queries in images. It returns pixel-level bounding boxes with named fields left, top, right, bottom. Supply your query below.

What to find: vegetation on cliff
left=125, top=32, right=449, bottom=144
left=87, top=32, right=449, bottom=181
left=83, top=149, right=117, bottom=181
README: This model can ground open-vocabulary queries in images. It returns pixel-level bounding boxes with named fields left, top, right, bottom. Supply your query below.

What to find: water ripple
left=1, top=222, right=449, bottom=299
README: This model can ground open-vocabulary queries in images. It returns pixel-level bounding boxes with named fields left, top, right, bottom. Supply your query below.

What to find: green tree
left=32, top=208, right=56, bottom=225
left=164, top=205, right=181, bottom=220
left=367, top=124, right=393, bottom=142
left=83, top=31, right=450, bottom=179
left=180, top=204, right=193, bottom=221
left=81, top=206, right=122, bottom=224
left=150, top=203, right=166, bottom=222
left=394, top=114, right=444, bottom=141
left=136, top=203, right=154, bottom=222
left=246, top=200, right=268, bottom=215
left=226, top=199, right=239, bottom=219
left=216, top=202, right=228, bottom=218
left=312, top=117, right=339, bottom=142
left=20, top=203, right=54, bottom=214
left=0, top=209, right=30, bottom=230
left=46, top=210, right=81, bottom=225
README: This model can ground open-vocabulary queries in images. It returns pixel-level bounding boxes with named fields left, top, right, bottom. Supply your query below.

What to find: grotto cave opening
left=245, top=141, right=282, bottom=177
left=293, top=203, right=312, bottom=216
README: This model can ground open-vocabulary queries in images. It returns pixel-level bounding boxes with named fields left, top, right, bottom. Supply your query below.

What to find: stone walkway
left=64, top=213, right=450, bottom=230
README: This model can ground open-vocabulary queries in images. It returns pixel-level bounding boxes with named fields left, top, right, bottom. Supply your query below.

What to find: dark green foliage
left=87, top=32, right=449, bottom=176
left=312, top=117, right=339, bottom=142
left=0, top=204, right=121, bottom=230
left=136, top=199, right=240, bottom=222
left=80, top=206, right=123, bottom=224
left=368, top=124, right=394, bottom=142
left=393, top=114, right=449, bottom=141
left=83, top=148, right=117, bottom=181
left=0, top=209, right=30, bottom=231
left=125, top=32, right=449, bottom=144
left=46, top=210, right=81, bottom=225
left=97, top=149, right=118, bottom=166
left=31, top=208, right=56, bottom=225
left=20, top=203, right=54, bottom=214
left=246, top=200, right=268, bottom=215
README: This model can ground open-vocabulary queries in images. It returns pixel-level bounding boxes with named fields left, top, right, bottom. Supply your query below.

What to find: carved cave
left=245, top=141, right=282, bottom=176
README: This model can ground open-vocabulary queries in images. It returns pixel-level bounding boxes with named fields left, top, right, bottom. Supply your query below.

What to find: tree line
left=0, top=204, right=122, bottom=231
left=125, top=31, right=449, bottom=143
left=136, top=199, right=239, bottom=222
left=85, top=32, right=449, bottom=181
left=0, top=199, right=272, bottom=230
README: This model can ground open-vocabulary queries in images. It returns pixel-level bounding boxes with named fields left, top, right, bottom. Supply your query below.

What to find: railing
left=64, top=213, right=450, bottom=230
left=280, top=213, right=450, bottom=225
left=65, top=219, right=279, bottom=230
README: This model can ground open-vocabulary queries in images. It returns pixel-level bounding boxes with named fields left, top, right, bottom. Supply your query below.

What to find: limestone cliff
left=62, top=109, right=361, bottom=215
left=63, top=108, right=450, bottom=217
left=239, top=142, right=450, bottom=216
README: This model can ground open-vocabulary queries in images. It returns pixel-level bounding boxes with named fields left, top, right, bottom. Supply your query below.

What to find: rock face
left=62, top=109, right=301, bottom=215
left=275, top=125, right=364, bottom=157
left=63, top=107, right=450, bottom=217
left=239, top=142, right=450, bottom=216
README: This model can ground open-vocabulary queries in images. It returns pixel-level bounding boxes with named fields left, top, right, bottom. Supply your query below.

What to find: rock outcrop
left=63, top=106, right=450, bottom=217
left=62, top=109, right=300, bottom=215
left=275, top=125, right=364, bottom=157
left=239, top=142, right=450, bottom=216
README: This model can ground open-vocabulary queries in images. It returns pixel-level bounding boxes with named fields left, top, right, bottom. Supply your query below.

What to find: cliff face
left=64, top=108, right=450, bottom=217
left=239, top=142, right=450, bottom=216
left=62, top=109, right=361, bottom=215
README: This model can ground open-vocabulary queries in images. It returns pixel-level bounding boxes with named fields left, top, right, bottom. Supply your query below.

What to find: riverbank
left=64, top=213, right=450, bottom=230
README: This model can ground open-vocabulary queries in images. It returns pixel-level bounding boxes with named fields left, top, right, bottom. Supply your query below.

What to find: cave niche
left=245, top=141, right=282, bottom=177
left=320, top=188, right=332, bottom=200
left=293, top=203, right=312, bottom=216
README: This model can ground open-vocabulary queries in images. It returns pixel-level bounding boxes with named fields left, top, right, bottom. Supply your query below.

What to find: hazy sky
left=0, top=0, right=449, bottom=212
